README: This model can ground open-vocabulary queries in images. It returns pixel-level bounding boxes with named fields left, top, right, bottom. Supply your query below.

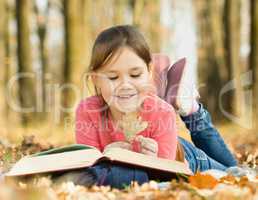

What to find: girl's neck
left=108, top=107, right=141, bottom=132
left=108, top=106, right=139, bottom=122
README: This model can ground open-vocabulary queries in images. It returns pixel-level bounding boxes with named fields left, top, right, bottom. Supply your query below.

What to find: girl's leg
left=52, top=162, right=149, bottom=189
left=180, top=103, right=238, bottom=167
left=179, top=137, right=227, bottom=173
left=163, top=57, right=237, bottom=168
left=52, top=168, right=97, bottom=186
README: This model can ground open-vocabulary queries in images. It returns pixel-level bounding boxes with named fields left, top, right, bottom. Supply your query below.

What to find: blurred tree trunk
left=72, top=0, right=93, bottom=101
left=82, top=0, right=98, bottom=99
left=80, top=0, right=92, bottom=76
left=224, top=0, right=243, bottom=117
left=34, top=1, right=49, bottom=121
left=132, top=0, right=145, bottom=26
left=146, top=0, right=161, bottom=52
left=194, top=0, right=228, bottom=121
left=250, top=0, right=258, bottom=130
left=16, top=0, right=35, bottom=125
left=0, top=0, right=6, bottom=122
left=3, top=0, right=11, bottom=122
left=132, top=0, right=161, bottom=52
left=63, top=0, right=84, bottom=121
left=94, top=0, right=114, bottom=32
left=113, top=0, right=127, bottom=25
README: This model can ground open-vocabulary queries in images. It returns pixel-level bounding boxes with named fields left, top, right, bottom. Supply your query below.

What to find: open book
left=6, top=144, right=193, bottom=178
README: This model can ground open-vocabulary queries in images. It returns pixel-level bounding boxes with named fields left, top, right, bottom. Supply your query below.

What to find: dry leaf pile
left=0, top=134, right=257, bottom=200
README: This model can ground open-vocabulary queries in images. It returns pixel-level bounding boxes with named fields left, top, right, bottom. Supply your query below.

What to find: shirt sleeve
left=151, top=108, right=178, bottom=160
left=75, top=102, right=102, bottom=150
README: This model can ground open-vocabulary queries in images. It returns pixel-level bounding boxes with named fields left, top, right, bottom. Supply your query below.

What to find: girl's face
left=93, top=47, right=154, bottom=113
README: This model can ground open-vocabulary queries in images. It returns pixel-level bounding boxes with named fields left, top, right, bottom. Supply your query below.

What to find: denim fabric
left=88, top=162, right=149, bottom=189
left=179, top=137, right=228, bottom=173
left=179, top=103, right=238, bottom=173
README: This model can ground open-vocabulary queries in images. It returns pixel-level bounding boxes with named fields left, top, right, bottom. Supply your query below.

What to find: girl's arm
left=76, top=102, right=135, bottom=152
left=75, top=103, right=102, bottom=150
left=150, top=109, right=178, bottom=160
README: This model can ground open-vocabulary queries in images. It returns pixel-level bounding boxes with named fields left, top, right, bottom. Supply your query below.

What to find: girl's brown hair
left=88, top=25, right=152, bottom=73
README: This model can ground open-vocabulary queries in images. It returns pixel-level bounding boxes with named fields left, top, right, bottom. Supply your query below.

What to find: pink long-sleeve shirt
left=75, top=93, right=178, bottom=160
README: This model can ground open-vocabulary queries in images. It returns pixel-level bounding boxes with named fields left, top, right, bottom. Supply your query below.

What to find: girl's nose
left=118, top=82, right=134, bottom=91
left=120, top=75, right=132, bottom=85
left=117, top=76, right=135, bottom=90
left=121, top=74, right=129, bottom=81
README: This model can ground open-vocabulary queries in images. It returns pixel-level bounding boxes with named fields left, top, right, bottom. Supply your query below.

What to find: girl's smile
left=114, top=91, right=138, bottom=98
left=114, top=93, right=138, bottom=102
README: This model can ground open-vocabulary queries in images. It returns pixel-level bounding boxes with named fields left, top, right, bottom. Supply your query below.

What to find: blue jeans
left=87, top=103, right=238, bottom=188
left=179, top=103, right=238, bottom=173
left=87, top=162, right=149, bottom=189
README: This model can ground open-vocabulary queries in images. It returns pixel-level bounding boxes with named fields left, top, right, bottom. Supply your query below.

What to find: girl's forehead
left=98, top=47, right=147, bottom=73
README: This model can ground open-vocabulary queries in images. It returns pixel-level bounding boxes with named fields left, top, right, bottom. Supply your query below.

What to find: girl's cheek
left=137, top=75, right=155, bottom=91
left=100, top=79, right=116, bottom=95
left=99, top=86, right=114, bottom=105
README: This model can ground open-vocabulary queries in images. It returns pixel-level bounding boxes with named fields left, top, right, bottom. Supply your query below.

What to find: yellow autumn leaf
left=117, top=112, right=148, bottom=142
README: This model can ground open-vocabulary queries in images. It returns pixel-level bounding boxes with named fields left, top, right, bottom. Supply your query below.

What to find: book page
left=6, top=148, right=103, bottom=176
left=103, top=147, right=193, bottom=175
left=32, top=144, right=96, bottom=157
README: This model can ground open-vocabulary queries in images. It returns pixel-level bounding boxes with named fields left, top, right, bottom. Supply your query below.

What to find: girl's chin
left=113, top=96, right=143, bottom=113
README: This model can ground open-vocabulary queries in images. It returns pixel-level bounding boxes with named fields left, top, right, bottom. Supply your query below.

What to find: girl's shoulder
left=140, top=94, right=177, bottom=127
left=76, top=95, right=103, bottom=113
left=142, top=93, right=175, bottom=114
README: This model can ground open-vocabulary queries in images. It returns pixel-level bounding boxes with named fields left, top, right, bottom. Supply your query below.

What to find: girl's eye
left=131, top=73, right=141, bottom=78
left=108, top=76, right=118, bottom=80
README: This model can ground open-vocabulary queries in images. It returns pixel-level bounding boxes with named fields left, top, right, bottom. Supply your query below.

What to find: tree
left=250, top=0, right=258, bottom=130
left=3, top=0, right=11, bottom=122
left=194, top=0, right=228, bottom=121
left=113, top=0, right=127, bottom=25
left=0, top=0, right=7, bottom=122
left=145, top=0, right=161, bottom=52
left=16, top=0, right=35, bottom=125
left=224, top=0, right=244, bottom=117
left=132, top=0, right=145, bottom=26
left=34, top=0, right=50, bottom=121
left=63, top=0, right=85, bottom=121
left=132, top=0, right=161, bottom=52
left=80, top=0, right=93, bottom=75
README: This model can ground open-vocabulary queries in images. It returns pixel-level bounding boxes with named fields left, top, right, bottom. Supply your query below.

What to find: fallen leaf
left=189, top=172, right=219, bottom=189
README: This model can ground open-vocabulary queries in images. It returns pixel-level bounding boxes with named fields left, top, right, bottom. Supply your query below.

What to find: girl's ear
left=148, top=62, right=155, bottom=80
left=90, top=72, right=98, bottom=86
left=90, top=73, right=102, bottom=95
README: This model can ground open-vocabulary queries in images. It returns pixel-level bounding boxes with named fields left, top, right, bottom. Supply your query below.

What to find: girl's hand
left=104, top=141, right=131, bottom=152
left=135, top=135, right=158, bottom=157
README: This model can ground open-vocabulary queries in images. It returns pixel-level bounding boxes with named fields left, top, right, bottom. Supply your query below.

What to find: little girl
left=56, top=25, right=238, bottom=188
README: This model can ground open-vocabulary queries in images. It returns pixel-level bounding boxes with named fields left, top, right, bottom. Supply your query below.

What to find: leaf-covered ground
left=0, top=131, right=257, bottom=200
